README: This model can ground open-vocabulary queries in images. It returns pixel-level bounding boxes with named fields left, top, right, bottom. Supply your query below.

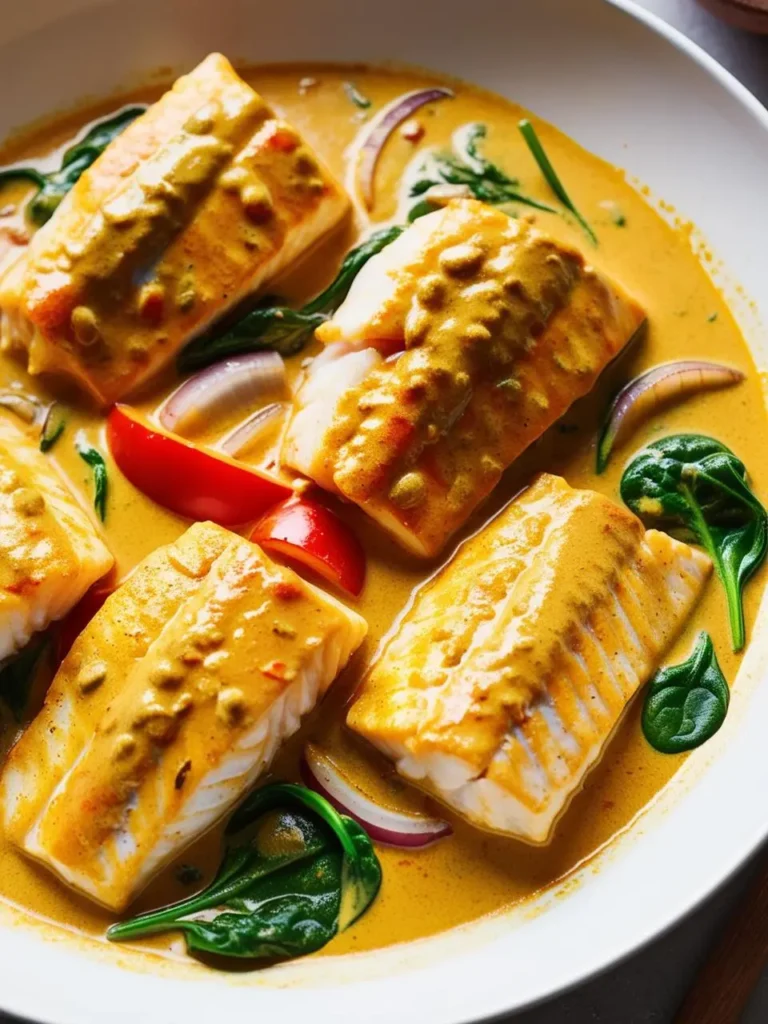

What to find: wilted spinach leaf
left=178, top=226, right=403, bottom=371
left=620, top=434, right=767, bottom=652
left=107, top=783, right=381, bottom=961
left=642, top=632, right=729, bottom=753
left=0, top=106, right=145, bottom=226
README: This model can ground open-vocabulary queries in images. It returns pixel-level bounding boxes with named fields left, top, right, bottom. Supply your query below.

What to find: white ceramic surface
left=0, top=1, right=766, bottom=1021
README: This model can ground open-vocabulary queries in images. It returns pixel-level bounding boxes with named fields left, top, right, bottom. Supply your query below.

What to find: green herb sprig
left=179, top=226, right=403, bottom=371
left=39, top=403, right=66, bottom=453
left=518, top=118, right=597, bottom=244
left=108, top=783, right=382, bottom=960
left=642, top=632, right=729, bottom=753
left=620, top=434, right=767, bottom=652
left=76, top=436, right=108, bottom=522
left=407, top=123, right=556, bottom=222
left=0, top=106, right=146, bottom=227
left=344, top=82, right=372, bottom=110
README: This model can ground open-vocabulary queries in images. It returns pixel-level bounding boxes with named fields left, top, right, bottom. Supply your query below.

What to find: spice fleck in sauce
left=0, top=63, right=764, bottom=965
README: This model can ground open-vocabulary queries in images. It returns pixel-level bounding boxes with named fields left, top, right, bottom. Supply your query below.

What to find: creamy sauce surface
left=0, top=62, right=765, bottom=967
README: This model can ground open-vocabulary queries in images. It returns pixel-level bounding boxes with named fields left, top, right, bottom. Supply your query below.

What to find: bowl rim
left=0, top=2, right=767, bottom=1022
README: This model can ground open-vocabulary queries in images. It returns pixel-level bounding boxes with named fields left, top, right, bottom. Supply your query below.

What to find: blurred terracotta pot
left=696, top=0, right=768, bottom=32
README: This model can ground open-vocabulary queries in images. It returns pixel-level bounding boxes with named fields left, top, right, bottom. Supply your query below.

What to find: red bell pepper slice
left=106, top=404, right=292, bottom=526
left=251, top=497, right=366, bottom=597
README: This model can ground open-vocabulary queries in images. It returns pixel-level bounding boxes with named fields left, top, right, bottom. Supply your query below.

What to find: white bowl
left=0, top=1, right=767, bottom=1021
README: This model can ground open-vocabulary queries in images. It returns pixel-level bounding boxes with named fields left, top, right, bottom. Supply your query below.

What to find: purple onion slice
left=159, top=352, right=286, bottom=435
left=218, top=401, right=288, bottom=457
left=597, top=360, right=745, bottom=472
left=356, top=87, right=454, bottom=210
left=0, top=389, right=42, bottom=424
left=302, top=744, right=452, bottom=848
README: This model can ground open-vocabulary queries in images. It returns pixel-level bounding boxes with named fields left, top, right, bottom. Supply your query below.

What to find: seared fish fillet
left=0, top=53, right=349, bottom=405
left=284, top=199, right=645, bottom=557
left=348, top=474, right=711, bottom=844
left=1, top=522, right=366, bottom=910
left=0, top=415, right=112, bottom=659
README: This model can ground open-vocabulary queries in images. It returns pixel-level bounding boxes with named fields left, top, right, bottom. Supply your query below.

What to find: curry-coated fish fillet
left=0, top=53, right=349, bottom=405
left=348, top=474, right=711, bottom=844
left=284, top=199, right=645, bottom=557
left=0, top=415, right=112, bottom=659
left=1, top=522, right=366, bottom=910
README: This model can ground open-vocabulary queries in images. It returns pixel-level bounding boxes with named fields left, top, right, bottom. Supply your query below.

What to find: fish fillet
left=0, top=414, right=113, bottom=659
left=348, top=474, right=711, bottom=844
left=1, top=522, right=366, bottom=910
left=284, top=199, right=645, bottom=557
left=0, top=53, right=349, bottom=406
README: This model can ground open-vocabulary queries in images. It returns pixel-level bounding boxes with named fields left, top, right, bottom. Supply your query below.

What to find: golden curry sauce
left=0, top=63, right=765, bottom=963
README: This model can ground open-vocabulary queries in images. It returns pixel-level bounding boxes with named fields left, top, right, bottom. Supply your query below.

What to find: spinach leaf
left=178, top=225, right=404, bottom=371
left=0, top=106, right=146, bottom=227
left=642, top=632, right=729, bottom=753
left=620, top=434, right=767, bottom=652
left=0, top=638, right=48, bottom=722
left=407, top=122, right=556, bottom=222
left=75, top=436, right=108, bottom=522
left=518, top=118, right=597, bottom=244
left=107, top=783, right=382, bottom=961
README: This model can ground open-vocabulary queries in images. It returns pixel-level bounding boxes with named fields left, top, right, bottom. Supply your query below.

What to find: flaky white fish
left=0, top=414, right=112, bottom=660
left=0, top=53, right=349, bottom=405
left=348, top=474, right=711, bottom=843
left=284, top=200, right=645, bottom=557
left=1, top=521, right=366, bottom=910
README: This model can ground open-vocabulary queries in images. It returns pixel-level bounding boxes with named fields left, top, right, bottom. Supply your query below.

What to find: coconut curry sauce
left=0, top=62, right=764, bottom=963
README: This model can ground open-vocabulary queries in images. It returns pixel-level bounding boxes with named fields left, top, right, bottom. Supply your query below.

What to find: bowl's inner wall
left=0, top=3, right=765, bottom=1024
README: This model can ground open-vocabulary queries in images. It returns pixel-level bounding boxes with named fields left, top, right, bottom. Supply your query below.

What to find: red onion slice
left=159, top=352, right=286, bottom=435
left=356, top=87, right=454, bottom=210
left=597, top=359, right=745, bottom=472
left=0, top=389, right=43, bottom=424
left=302, top=744, right=452, bottom=848
left=218, top=402, right=288, bottom=457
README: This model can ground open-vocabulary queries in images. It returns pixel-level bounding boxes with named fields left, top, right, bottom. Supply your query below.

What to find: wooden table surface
left=513, top=3, right=768, bottom=1020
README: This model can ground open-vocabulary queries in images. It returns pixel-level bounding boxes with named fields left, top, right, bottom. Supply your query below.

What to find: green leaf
left=0, top=638, right=48, bottom=722
left=642, top=632, right=729, bottom=753
left=59, top=107, right=147, bottom=168
left=228, top=782, right=381, bottom=931
left=39, top=403, right=66, bottom=453
left=75, top=436, right=108, bottom=522
left=620, top=434, right=767, bottom=651
left=0, top=106, right=145, bottom=227
left=343, top=82, right=372, bottom=110
left=406, top=198, right=439, bottom=223
left=518, top=118, right=597, bottom=245
left=0, top=167, right=46, bottom=193
left=178, top=226, right=403, bottom=371
left=301, top=227, right=404, bottom=317
left=407, top=122, right=556, bottom=220
left=182, top=850, right=343, bottom=958
left=107, top=783, right=382, bottom=962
